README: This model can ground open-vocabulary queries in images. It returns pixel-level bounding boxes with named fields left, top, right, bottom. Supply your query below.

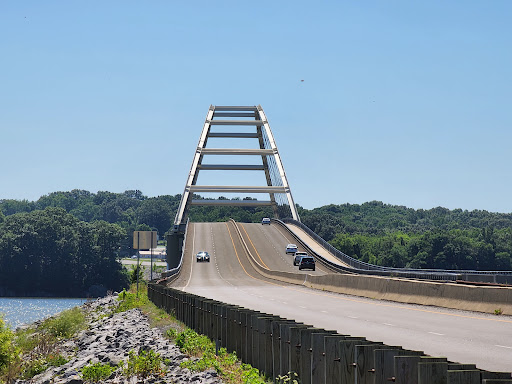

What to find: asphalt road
left=170, top=222, right=512, bottom=372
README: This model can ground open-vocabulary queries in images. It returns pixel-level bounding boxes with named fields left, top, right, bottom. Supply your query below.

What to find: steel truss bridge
left=160, top=105, right=512, bottom=375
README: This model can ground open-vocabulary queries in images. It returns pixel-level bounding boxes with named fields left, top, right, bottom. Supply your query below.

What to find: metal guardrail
left=279, top=218, right=512, bottom=284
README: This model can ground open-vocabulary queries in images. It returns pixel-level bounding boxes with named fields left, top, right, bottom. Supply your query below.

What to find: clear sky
left=1, top=1, right=511, bottom=213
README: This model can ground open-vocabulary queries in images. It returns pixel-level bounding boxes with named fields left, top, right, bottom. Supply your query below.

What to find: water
left=0, top=298, right=87, bottom=329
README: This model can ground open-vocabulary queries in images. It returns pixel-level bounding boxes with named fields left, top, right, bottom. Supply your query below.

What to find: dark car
left=196, top=251, right=210, bottom=262
left=293, top=251, right=308, bottom=266
left=298, top=256, right=315, bottom=271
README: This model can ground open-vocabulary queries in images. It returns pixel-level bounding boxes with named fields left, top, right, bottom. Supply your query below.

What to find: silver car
left=196, top=251, right=210, bottom=262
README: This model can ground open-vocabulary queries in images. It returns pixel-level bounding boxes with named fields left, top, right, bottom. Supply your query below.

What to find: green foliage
left=0, top=207, right=129, bottom=296
left=276, top=371, right=300, bottom=384
left=122, top=349, right=166, bottom=379
left=0, top=316, right=18, bottom=376
left=116, top=287, right=150, bottom=313
left=81, top=362, right=116, bottom=383
left=330, top=227, right=512, bottom=270
left=175, top=328, right=213, bottom=356
left=128, top=264, right=145, bottom=284
left=171, top=328, right=267, bottom=383
left=494, top=308, right=503, bottom=315
left=41, top=307, right=86, bottom=339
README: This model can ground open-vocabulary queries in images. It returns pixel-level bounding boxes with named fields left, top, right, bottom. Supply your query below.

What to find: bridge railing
left=279, top=218, right=512, bottom=284
left=160, top=218, right=189, bottom=280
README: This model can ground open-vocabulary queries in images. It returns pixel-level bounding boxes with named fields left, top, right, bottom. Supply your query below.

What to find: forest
left=0, top=207, right=128, bottom=297
left=1, top=190, right=512, bottom=294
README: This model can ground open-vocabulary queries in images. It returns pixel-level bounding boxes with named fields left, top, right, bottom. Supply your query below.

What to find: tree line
left=2, top=191, right=512, bottom=277
left=0, top=207, right=128, bottom=297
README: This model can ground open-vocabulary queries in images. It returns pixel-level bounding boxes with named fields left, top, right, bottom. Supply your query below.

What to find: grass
left=119, top=283, right=269, bottom=384
left=81, top=362, right=116, bottom=383
left=167, top=328, right=265, bottom=384
left=0, top=306, right=84, bottom=383
left=1, top=284, right=269, bottom=384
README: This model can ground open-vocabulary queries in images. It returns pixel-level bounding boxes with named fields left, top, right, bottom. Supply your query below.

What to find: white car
left=261, top=218, right=271, bottom=225
left=286, top=244, right=298, bottom=254
left=196, top=251, right=210, bottom=262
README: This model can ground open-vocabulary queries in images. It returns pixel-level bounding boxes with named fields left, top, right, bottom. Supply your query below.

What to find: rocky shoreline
left=18, top=294, right=223, bottom=384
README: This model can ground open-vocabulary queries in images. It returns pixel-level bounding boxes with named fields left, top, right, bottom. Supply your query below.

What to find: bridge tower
left=167, top=105, right=300, bottom=268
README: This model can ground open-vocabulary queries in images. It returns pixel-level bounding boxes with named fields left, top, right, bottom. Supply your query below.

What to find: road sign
left=133, top=231, right=157, bottom=250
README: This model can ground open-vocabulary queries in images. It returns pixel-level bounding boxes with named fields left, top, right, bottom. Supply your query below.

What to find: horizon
left=2, top=188, right=512, bottom=215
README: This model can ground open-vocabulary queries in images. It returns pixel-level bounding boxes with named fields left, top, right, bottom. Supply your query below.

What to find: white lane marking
left=282, top=302, right=288, bottom=305
left=321, top=310, right=328, bottom=314
left=299, top=306, right=307, bottom=309
left=383, top=323, right=395, bottom=326
left=348, top=316, right=359, bottom=319
left=428, top=332, right=445, bottom=336
left=496, top=345, right=512, bottom=349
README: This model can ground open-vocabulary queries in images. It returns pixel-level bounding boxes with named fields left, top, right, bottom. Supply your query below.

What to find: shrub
left=41, top=307, right=86, bottom=338
left=81, top=362, right=116, bottom=383
left=122, top=349, right=166, bottom=379
left=0, top=316, right=20, bottom=379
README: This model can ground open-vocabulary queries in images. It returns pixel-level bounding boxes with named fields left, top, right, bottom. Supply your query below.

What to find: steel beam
left=199, top=164, right=265, bottom=171
left=173, top=105, right=300, bottom=228
left=201, top=148, right=274, bottom=155
left=213, top=112, right=257, bottom=118
left=190, top=186, right=287, bottom=193
left=190, top=200, right=273, bottom=206
left=213, top=106, right=258, bottom=111
left=209, top=120, right=265, bottom=126
left=208, top=132, right=259, bottom=138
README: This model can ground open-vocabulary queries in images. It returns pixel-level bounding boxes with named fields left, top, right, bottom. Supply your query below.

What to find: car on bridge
left=298, top=256, right=315, bottom=271
left=261, top=217, right=271, bottom=225
left=196, top=251, right=210, bottom=262
left=286, top=244, right=298, bottom=254
left=293, top=251, right=308, bottom=266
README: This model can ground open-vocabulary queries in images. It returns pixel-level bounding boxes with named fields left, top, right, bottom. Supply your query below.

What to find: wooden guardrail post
left=250, top=312, right=262, bottom=370
left=374, top=349, right=422, bottom=384
left=258, top=316, right=275, bottom=377
left=311, top=330, right=337, bottom=384
left=238, top=309, right=251, bottom=363
left=299, top=327, right=327, bottom=384
left=418, top=361, right=448, bottom=384
left=354, top=343, right=387, bottom=384
left=324, top=335, right=348, bottom=384
left=271, top=319, right=294, bottom=378
left=394, top=356, right=447, bottom=384
left=481, top=371, right=512, bottom=381
left=289, top=324, right=308, bottom=379
left=447, top=369, right=481, bottom=384
left=339, top=337, right=371, bottom=384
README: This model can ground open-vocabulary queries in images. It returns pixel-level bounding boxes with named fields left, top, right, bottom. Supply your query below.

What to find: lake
left=0, top=298, right=87, bottom=329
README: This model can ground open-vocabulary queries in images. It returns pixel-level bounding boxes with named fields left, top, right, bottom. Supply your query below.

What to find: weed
left=81, top=362, right=116, bottom=383
left=494, top=308, right=503, bottom=315
left=122, top=349, right=166, bottom=379
left=41, top=307, right=86, bottom=338
left=276, top=371, right=300, bottom=383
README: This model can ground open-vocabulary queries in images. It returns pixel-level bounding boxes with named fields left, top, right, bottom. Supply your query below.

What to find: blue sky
left=1, top=1, right=511, bottom=212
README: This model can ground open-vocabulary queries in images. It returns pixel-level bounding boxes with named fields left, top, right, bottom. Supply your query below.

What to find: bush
left=81, top=362, right=116, bottom=383
left=41, top=307, right=86, bottom=338
left=0, top=316, right=18, bottom=377
left=122, top=349, right=166, bottom=379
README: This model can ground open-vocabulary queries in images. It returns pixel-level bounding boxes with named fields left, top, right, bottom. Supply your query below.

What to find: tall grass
left=0, top=306, right=85, bottom=383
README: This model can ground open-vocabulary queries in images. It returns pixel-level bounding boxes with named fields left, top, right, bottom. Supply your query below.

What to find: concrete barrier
left=228, top=220, right=512, bottom=315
